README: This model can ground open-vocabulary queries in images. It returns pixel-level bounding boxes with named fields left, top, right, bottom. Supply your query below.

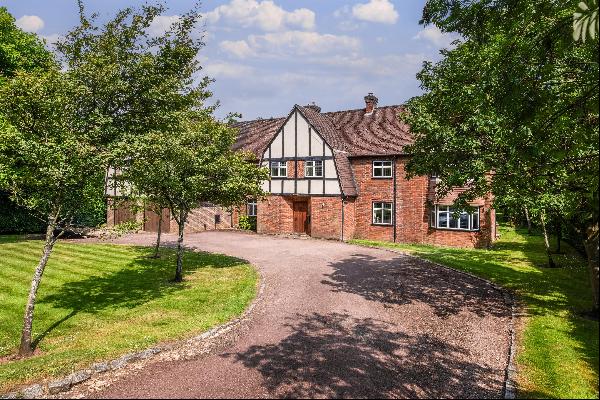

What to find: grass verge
left=0, top=236, right=258, bottom=393
left=351, top=225, right=599, bottom=399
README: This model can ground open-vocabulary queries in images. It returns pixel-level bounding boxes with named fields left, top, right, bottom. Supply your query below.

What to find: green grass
left=351, top=225, right=599, bottom=399
left=0, top=236, right=258, bottom=392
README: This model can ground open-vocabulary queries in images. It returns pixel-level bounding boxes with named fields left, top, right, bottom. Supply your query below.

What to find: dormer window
left=373, top=161, right=393, bottom=178
left=270, top=161, right=287, bottom=177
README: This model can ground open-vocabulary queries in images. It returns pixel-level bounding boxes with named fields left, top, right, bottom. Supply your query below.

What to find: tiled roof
left=233, top=103, right=411, bottom=197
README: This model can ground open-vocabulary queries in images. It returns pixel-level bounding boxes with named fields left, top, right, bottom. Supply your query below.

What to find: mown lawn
left=0, top=236, right=258, bottom=393
left=351, top=225, right=599, bottom=399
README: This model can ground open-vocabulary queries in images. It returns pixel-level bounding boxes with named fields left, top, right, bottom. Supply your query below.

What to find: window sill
left=372, top=223, right=393, bottom=227
left=431, top=227, right=480, bottom=233
left=372, top=176, right=393, bottom=179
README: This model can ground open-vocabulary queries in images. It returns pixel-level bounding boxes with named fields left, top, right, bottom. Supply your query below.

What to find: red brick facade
left=250, top=156, right=496, bottom=248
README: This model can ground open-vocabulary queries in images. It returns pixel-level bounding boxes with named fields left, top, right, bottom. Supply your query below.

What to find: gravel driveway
left=69, top=230, right=511, bottom=399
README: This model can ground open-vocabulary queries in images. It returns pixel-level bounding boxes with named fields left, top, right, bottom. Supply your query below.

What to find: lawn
left=0, top=236, right=258, bottom=393
left=351, top=225, right=599, bottom=399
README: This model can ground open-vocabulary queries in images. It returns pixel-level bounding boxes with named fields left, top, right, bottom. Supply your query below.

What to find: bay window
left=430, top=205, right=480, bottom=231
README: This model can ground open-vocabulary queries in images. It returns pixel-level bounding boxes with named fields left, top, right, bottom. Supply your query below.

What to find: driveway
left=73, top=231, right=511, bottom=398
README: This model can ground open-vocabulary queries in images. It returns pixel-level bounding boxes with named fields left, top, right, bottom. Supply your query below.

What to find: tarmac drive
left=74, top=230, right=510, bottom=399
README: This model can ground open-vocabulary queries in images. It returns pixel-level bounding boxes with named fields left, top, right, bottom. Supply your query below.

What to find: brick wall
left=310, top=196, right=343, bottom=240
left=351, top=158, right=394, bottom=242
left=169, top=203, right=233, bottom=233
left=349, top=157, right=495, bottom=248
left=257, top=195, right=295, bottom=234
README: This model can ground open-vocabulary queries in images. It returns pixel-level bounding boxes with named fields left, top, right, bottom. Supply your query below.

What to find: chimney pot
left=305, top=102, right=321, bottom=113
left=364, top=92, right=378, bottom=114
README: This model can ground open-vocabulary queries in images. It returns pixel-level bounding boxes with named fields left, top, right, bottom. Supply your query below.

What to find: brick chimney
left=305, top=102, right=321, bottom=113
left=364, top=92, right=378, bottom=114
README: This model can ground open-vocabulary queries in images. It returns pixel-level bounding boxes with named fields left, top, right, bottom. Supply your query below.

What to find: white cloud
left=15, top=15, right=45, bottom=33
left=203, top=61, right=254, bottom=78
left=204, top=0, right=315, bottom=32
left=352, top=0, right=398, bottom=25
left=312, top=53, right=426, bottom=77
left=413, top=26, right=458, bottom=48
left=148, top=15, right=181, bottom=37
left=220, top=40, right=256, bottom=58
left=220, top=31, right=360, bottom=59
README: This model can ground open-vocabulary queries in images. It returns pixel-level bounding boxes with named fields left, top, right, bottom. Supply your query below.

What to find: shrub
left=238, top=215, right=257, bottom=231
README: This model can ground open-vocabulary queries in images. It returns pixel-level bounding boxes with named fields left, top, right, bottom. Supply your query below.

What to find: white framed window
left=305, top=160, right=323, bottom=177
left=431, top=205, right=480, bottom=231
left=373, top=161, right=393, bottom=178
left=373, top=202, right=393, bottom=225
left=247, top=200, right=257, bottom=217
left=270, top=161, right=287, bottom=177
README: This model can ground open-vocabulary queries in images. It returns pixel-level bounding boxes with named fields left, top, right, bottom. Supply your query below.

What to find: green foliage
left=238, top=215, right=257, bottom=231
left=0, top=70, right=104, bottom=228
left=0, top=237, right=257, bottom=392
left=574, top=0, right=599, bottom=42
left=351, top=224, right=598, bottom=398
left=0, top=7, right=55, bottom=83
left=0, top=191, right=45, bottom=234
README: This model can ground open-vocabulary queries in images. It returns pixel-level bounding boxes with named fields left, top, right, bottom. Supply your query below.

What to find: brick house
left=106, top=93, right=496, bottom=248
left=231, top=93, right=496, bottom=248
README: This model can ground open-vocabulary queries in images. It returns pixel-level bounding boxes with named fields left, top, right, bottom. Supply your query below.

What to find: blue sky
left=3, top=0, right=455, bottom=120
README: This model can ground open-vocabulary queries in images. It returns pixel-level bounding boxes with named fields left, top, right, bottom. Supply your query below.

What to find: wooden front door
left=144, top=208, right=170, bottom=233
left=293, top=201, right=309, bottom=233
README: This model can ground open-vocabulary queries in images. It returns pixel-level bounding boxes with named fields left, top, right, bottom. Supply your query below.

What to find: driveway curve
left=77, top=231, right=511, bottom=399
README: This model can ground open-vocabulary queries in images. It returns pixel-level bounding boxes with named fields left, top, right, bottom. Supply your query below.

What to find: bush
left=238, top=215, right=257, bottom=231
left=0, top=191, right=45, bottom=234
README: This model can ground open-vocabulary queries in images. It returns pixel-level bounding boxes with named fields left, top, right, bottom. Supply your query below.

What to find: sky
left=3, top=0, right=456, bottom=120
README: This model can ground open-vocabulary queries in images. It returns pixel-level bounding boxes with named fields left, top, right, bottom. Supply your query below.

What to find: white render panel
left=324, top=146, right=333, bottom=157
left=269, top=131, right=283, bottom=158
left=296, top=116, right=310, bottom=156
left=261, top=181, right=270, bottom=192
left=283, top=179, right=295, bottom=193
left=296, top=180, right=309, bottom=193
left=271, top=180, right=282, bottom=193
left=310, top=180, right=324, bottom=194
left=283, top=117, right=295, bottom=156
left=310, top=131, right=324, bottom=156
left=325, top=180, right=341, bottom=194
left=325, top=159, right=337, bottom=178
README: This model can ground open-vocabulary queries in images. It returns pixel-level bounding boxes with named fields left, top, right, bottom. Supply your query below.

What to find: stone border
left=352, top=243, right=519, bottom=400
left=1, top=268, right=266, bottom=400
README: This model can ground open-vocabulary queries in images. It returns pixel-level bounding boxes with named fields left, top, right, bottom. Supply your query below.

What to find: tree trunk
left=584, top=224, right=599, bottom=313
left=174, top=210, right=186, bottom=283
left=153, top=216, right=162, bottom=258
left=556, top=217, right=561, bottom=254
left=19, top=219, right=58, bottom=356
left=540, top=213, right=556, bottom=268
left=524, top=206, right=532, bottom=234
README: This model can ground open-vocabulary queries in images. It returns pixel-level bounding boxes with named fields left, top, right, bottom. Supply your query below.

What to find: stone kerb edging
left=354, top=243, right=519, bottom=400
left=1, top=267, right=266, bottom=399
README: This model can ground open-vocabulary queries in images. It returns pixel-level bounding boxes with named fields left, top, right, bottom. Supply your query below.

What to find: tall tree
left=0, top=7, right=55, bottom=82
left=402, top=0, right=599, bottom=310
left=120, top=114, right=268, bottom=282
left=0, top=70, right=101, bottom=356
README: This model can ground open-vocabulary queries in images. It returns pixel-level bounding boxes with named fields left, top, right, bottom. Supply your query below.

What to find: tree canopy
left=0, top=7, right=55, bottom=82
left=402, top=0, right=599, bottom=309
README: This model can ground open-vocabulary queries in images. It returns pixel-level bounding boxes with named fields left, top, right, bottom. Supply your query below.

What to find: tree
left=0, top=7, right=55, bottom=82
left=0, top=70, right=101, bottom=356
left=120, top=114, right=268, bottom=282
left=402, top=0, right=599, bottom=311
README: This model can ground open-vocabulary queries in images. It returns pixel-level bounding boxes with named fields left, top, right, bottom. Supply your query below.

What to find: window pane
left=449, top=213, right=459, bottom=228
left=315, top=161, right=323, bottom=177
left=472, top=210, right=480, bottom=230
left=438, top=210, right=448, bottom=228
left=459, top=213, right=469, bottom=229
left=373, top=167, right=382, bottom=177
left=383, top=208, right=392, bottom=224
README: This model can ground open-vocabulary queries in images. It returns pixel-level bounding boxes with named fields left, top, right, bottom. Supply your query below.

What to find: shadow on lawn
left=226, top=312, right=503, bottom=398
left=322, top=253, right=509, bottom=319
left=33, top=247, right=245, bottom=348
